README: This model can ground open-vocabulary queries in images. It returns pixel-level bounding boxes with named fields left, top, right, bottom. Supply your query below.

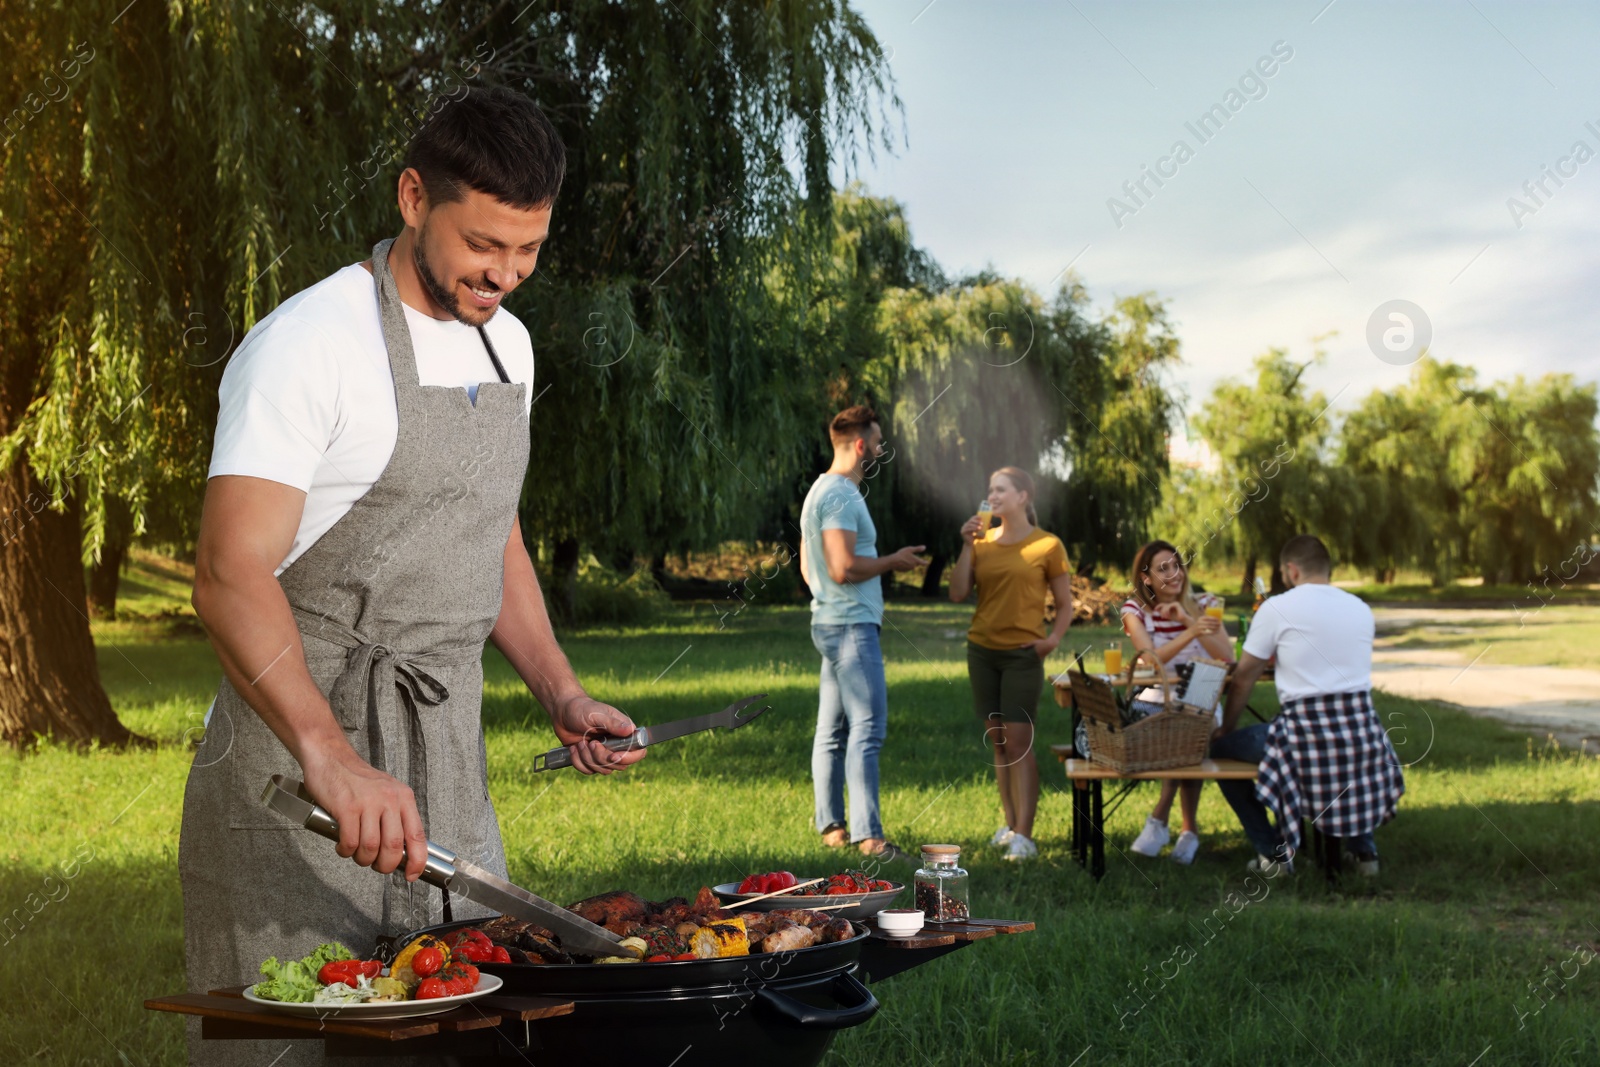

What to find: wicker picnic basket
left=1069, top=649, right=1215, bottom=773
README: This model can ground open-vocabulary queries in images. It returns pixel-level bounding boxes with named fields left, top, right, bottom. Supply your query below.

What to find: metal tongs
left=531, top=693, right=770, bottom=772
left=261, top=775, right=634, bottom=958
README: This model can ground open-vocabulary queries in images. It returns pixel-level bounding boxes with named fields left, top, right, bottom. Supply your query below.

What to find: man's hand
left=552, top=694, right=648, bottom=775
left=886, top=545, right=929, bottom=572
left=300, top=740, right=429, bottom=881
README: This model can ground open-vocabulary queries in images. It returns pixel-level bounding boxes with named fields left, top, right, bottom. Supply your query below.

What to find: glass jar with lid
left=913, top=844, right=969, bottom=924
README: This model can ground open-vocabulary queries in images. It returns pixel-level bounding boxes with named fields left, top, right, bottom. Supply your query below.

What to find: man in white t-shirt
left=180, top=88, right=644, bottom=1067
left=1218, top=535, right=1405, bottom=877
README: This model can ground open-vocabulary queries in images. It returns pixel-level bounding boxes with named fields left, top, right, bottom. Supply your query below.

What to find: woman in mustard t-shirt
left=948, top=467, right=1074, bottom=862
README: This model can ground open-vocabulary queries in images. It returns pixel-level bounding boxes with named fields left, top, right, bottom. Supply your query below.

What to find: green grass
left=2, top=559, right=1598, bottom=1065
left=1343, top=580, right=1600, bottom=606
left=1377, top=604, right=1600, bottom=670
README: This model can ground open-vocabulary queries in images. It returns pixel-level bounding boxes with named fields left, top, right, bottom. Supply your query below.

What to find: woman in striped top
left=1121, top=540, right=1235, bottom=864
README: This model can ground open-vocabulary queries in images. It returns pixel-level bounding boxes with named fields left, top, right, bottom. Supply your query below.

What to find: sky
left=842, top=0, right=1600, bottom=443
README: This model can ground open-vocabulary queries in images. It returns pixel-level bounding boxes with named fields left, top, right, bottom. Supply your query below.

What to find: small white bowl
left=876, top=909, right=925, bottom=938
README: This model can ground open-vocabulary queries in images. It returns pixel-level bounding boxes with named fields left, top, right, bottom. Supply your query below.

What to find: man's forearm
left=490, top=535, right=586, bottom=717
left=842, top=554, right=893, bottom=583
left=1221, top=660, right=1267, bottom=732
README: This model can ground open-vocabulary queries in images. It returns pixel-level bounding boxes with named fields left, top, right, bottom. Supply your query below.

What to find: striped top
left=1119, top=591, right=1222, bottom=670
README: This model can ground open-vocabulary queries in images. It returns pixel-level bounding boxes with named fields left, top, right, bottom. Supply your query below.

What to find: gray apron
left=178, top=239, right=530, bottom=1066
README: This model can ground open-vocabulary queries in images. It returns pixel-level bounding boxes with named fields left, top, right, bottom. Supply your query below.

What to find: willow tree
left=495, top=3, right=897, bottom=606
left=1340, top=359, right=1599, bottom=585
left=0, top=0, right=896, bottom=741
left=1170, top=348, right=1339, bottom=593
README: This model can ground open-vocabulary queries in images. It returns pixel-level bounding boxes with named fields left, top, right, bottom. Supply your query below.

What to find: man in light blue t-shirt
left=799, top=405, right=927, bottom=863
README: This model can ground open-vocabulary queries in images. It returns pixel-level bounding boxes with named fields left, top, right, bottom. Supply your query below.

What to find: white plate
left=242, top=973, right=502, bottom=1019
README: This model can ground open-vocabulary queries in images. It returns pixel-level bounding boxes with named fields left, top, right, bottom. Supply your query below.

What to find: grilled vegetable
left=391, top=934, right=450, bottom=987
left=369, top=977, right=408, bottom=1002
left=689, top=917, right=749, bottom=958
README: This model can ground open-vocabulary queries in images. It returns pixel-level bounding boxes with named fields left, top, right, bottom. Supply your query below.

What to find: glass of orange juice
left=1104, top=643, right=1123, bottom=676
left=974, top=501, right=993, bottom=541
left=1204, top=596, right=1225, bottom=623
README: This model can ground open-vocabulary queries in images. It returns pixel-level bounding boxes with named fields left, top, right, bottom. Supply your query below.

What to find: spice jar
left=913, top=844, right=969, bottom=924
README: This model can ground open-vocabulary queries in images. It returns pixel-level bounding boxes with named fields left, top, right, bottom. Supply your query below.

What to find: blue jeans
left=1211, top=724, right=1379, bottom=860
left=811, top=623, right=887, bottom=842
left=1210, top=724, right=1283, bottom=858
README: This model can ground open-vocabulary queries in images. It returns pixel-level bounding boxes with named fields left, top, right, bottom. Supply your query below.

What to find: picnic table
left=1049, top=664, right=1342, bottom=881
left=1050, top=752, right=1260, bottom=879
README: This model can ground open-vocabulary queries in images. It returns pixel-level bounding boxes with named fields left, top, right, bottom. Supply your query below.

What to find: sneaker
left=1004, top=834, right=1038, bottom=862
left=990, top=826, right=1016, bottom=848
left=1129, top=817, right=1171, bottom=858
left=1170, top=831, right=1200, bottom=865
left=1354, top=854, right=1380, bottom=877
left=1247, top=853, right=1295, bottom=877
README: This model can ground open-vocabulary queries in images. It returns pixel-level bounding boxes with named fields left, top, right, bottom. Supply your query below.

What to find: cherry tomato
left=672, top=952, right=697, bottom=961
left=456, top=940, right=491, bottom=963
left=646, top=954, right=672, bottom=963
left=490, top=946, right=512, bottom=964
left=411, top=947, right=443, bottom=978
left=415, top=977, right=447, bottom=1000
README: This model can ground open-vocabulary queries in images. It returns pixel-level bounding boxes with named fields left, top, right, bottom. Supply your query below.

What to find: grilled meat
left=568, top=890, right=650, bottom=928
left=760, top=925, right=817, bottom=953
left=478, top=916, right=555, bottom=943
left=689, top=885, right=727, bottom=919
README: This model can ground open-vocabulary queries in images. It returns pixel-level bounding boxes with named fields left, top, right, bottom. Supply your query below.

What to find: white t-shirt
left=208, top=263, right=535, bottom=574
left=1242, top=583, right=1374, bottom=702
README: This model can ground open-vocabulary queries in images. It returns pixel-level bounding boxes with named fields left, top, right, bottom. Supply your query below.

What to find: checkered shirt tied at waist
left=1256, top=690, right=1406, bottom=858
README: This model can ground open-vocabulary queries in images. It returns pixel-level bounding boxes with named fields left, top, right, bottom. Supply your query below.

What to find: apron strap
left=477, top=326, right=511, bottom=384
left=293, top=609, right=475, bottom=832
left=370, top=238, right=422, bottom=388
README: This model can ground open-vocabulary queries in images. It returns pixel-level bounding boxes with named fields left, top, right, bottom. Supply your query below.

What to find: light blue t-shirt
left=801, top=473, right=883, bottom=626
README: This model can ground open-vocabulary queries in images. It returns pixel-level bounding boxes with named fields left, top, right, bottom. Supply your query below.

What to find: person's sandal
left=820, top=822, right=848, bottom=848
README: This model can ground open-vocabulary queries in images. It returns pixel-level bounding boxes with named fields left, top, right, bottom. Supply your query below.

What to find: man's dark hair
left=403, top=86, right=566, bottom=210
left=1279, top=534, right=1332, bottom=575
left=829, top=405, right=878, bottom=447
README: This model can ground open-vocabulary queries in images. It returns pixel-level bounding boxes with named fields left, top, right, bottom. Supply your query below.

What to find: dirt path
left=1370, top=608, right=1600, bottom=752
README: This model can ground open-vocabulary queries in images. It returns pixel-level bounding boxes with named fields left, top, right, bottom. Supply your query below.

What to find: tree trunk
left=87, top=497, right=132, bottom=619
left=0, top=461, right=140, bottom=748
left=550, top=537, right=581, bottom=622
left=1240, top=555, right=1256, bottom=598
left=920, top=551, right=947, bottom=597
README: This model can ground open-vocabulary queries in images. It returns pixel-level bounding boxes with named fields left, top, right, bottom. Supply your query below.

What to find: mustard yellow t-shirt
left=967, top=528, right=1072, bottom=650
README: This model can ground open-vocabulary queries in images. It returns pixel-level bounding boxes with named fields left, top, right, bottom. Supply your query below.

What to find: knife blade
left=261, top=775, right=632, bottom=958
left=531, top=693, right=769, bottom=772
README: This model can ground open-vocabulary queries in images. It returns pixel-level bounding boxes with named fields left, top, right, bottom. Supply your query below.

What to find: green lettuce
left=252, top=941, right=355, bottom=1003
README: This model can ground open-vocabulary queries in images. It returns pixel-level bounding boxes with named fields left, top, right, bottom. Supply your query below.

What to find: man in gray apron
left=180, top=88, right=639, bottom=1065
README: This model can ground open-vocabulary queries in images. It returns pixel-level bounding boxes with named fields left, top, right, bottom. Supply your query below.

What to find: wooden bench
left=1052, top=748, right=1347, bottom=881
left=1051, top=748, right=1260, bottom=879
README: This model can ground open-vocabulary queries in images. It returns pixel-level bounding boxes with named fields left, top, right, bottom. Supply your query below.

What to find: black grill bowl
left=393, top=918, right=880, bottom=1067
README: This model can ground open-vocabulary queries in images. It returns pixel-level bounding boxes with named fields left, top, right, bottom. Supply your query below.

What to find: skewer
left=723, top=877, right=825, bottom=909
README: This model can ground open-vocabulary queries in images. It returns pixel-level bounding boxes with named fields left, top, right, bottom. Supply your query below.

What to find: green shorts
left=966, top=641, right=1046, bottom=724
